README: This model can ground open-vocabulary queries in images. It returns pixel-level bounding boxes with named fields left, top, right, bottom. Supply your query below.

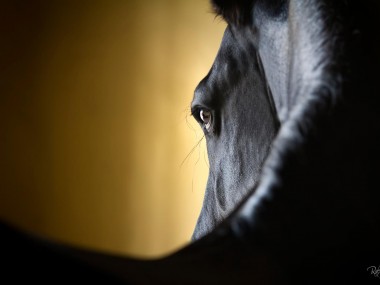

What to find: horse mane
left=211, top=0, right=254, bottom=25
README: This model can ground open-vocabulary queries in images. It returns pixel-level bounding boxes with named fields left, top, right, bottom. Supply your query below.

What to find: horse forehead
left=193, top=28, right=251, bottom=105
left=211, top=28, right=238, bottom=74
left=215, top=27, right=257, bottom=65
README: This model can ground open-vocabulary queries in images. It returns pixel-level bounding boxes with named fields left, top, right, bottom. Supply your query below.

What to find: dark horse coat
left=1, top=0, right=380, bottom=284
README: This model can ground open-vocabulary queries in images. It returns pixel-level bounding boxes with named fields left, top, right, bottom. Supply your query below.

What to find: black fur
left=211, top=0, right=255, bottom=25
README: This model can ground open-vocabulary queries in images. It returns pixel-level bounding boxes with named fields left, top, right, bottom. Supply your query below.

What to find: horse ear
left=211, top=0, right=253, bottom=25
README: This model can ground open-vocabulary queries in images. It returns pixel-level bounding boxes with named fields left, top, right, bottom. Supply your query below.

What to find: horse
left=1, top=0, right=380, bottom=283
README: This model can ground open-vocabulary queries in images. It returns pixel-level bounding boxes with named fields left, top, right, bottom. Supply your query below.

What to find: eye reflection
left=200, top=109, right=212, bottom=132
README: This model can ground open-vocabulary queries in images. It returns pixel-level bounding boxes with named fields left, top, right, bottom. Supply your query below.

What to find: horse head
left=190, top=0, right=380, bottom=281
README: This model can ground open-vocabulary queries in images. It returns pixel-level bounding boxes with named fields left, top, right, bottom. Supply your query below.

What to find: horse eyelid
left=191, top=106, right=213, bottom=131
left=190, top=105, right=205, bottom=120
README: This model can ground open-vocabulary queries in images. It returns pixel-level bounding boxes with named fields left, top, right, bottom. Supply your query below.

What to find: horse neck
left=254, top=0, right=344, bottom=123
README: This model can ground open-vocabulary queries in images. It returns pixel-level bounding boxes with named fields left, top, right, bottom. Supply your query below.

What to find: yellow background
left=0, top=0, right=226, bottom=257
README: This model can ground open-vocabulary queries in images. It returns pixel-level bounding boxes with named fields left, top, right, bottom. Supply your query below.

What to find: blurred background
left=0, top=0, right=226, bottom=257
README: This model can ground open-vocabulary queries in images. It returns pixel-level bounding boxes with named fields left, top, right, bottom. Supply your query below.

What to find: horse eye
left=200, top=109, right=212, bottom=132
